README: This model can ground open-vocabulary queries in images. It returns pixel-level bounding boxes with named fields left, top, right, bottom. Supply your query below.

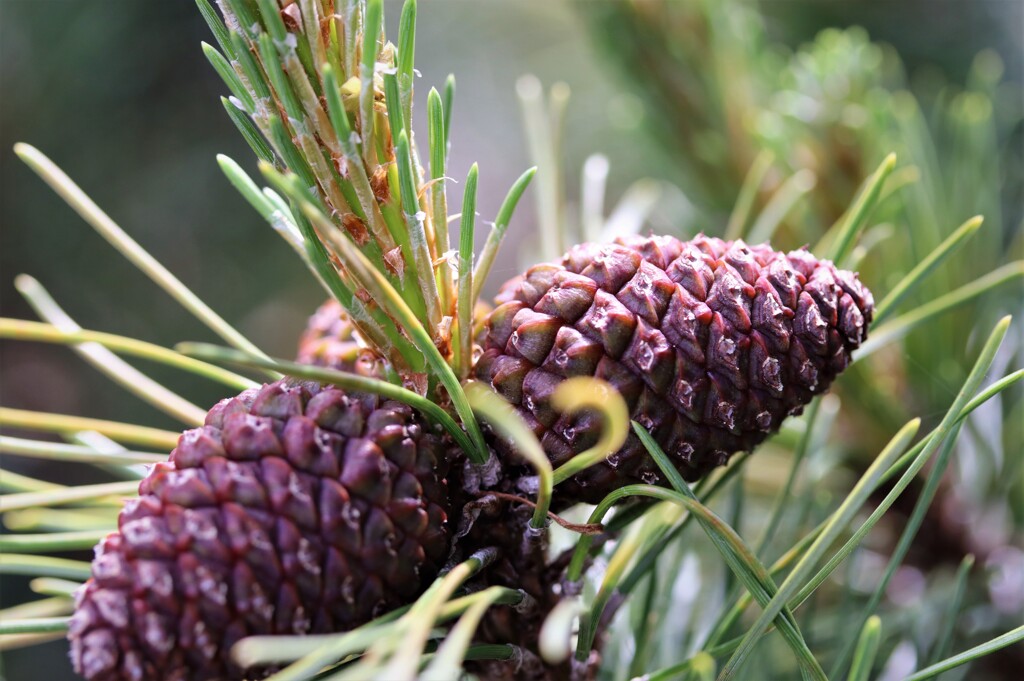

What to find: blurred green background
left=1, top=1, right=1021, bottom=679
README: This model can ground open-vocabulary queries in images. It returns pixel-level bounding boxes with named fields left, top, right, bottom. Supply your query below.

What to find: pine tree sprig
left=721, top=316, right=1009, bottom=679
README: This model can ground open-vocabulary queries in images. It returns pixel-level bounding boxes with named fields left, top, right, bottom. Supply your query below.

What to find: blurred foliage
left=582, top=0, right=1023, bottom=678
left=582, top=0, right=1023, bottom=485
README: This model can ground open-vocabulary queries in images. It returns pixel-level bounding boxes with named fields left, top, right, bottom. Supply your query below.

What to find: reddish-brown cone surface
left=296, top=299, right=388, bottom=378
left=68, top=381, right=452, bottom=681
left=476, top=234, right=873, bottom=503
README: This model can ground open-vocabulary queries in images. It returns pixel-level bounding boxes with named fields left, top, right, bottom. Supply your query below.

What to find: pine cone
left=68, top=380, right=453, bottom=681
left=296, top=299, right=387, bottom=378
left=476, top=234, right=873, bottom=504
left=445, top=470, right=590, bottom=681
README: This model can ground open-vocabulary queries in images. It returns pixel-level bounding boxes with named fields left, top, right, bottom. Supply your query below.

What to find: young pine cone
left=295, top=299, right=388, bottom=378
left=69, top=381, right=453, bottom=681
left=476, top=234, right=873, bottom=504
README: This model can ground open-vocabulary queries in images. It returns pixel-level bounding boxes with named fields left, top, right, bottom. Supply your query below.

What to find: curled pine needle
left=549, top=378, right=630, bottom=483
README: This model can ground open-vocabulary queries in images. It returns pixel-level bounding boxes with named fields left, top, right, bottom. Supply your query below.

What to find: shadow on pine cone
left=444, top=461, right=603, bottom=681
left=476, top=234, right=873, bottom=504
left=296, top=299, right=390, bottom=379
left=68, top=381, right=453, bottom=681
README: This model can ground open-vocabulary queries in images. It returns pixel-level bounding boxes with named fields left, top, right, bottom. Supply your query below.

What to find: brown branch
left=481, top=492, right=605, bottom=535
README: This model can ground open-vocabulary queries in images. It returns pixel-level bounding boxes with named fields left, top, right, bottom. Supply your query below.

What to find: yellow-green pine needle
left=0, top=481, right=140, bottom=512
left=745, top=169, right=816, bottom=245
left=0, top=530, right=109, bottom=554
left=846, top=616, right=882, bottom=681
left=0, top=617, right=71, bottom=636
left=472, top=166, right=537, bottom=302
left=821, top=153, right=897, bottom=263
left=725, top=149, right=774, bottom=240
left=550, top=378, right=630, bottom=484
left=13, top=144, right=276, bottom=373
left=873, top=215, right=984, bottom=323
left=177, top=342, right=475, bottom=458
left=360, top=0, right=382, bottom=164
left=0, top=318, right=256, bottom=390
left=0, top=408, right=179, bottom=450
left=456, top=164, right=478, bottom=378
left=858, top=262, right=1023, bottom=358
left=0, top=554, right=93, bottom=581
left=0, top=436, right=165, bottom=466
left=903, top=625, right=1024, bottom=681
left=15, top=274, right=206, bottom=426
